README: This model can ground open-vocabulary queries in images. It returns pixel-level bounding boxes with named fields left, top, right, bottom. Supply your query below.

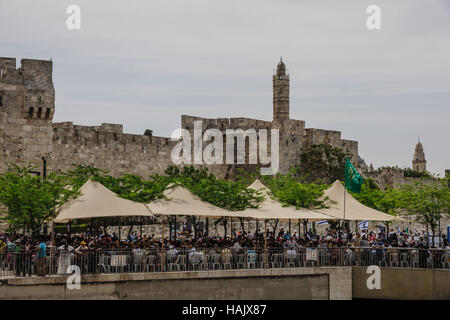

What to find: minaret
left=273, top=58, right=290, bottom=121
left=412, top=138, right=426, bottom=172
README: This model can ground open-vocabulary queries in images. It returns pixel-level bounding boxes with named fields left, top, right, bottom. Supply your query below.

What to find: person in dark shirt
left=359, top=235, right=370, bottom=266
left=418, top=243, right=428, bottom=268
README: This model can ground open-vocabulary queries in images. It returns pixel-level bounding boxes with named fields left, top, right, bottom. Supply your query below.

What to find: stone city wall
left=51, top=122, right=176, bottom=177
left=1, top=57, right=360, bottom=181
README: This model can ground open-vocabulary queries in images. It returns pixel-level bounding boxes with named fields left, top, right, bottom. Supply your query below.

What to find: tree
left=296, top=144, right=352, bottom=183
left=403, top=168, right=432, bottom=178
left=0, top=163, right=79, bottom=234
left=261, top=172, right=328, bottom=210
left=352, top=178, right=401, bottom=216
left=61, top=165, right=170, bottom=237
left=238, top=169, right=329, bottom=235
left=165, top=165, right=264, bottom=239
left=397, top=178, right=450, bottom=247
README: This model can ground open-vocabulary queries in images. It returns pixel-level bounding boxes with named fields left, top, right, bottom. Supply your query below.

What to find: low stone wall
left=0, top=267, right=351, bottom=300
left=352, top=267, right=450, bottom=300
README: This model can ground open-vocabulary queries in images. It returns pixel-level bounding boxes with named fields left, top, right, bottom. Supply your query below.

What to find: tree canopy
left=0, top=163, right=79, bottom=234
left=296, top=143, right=352, bottom=184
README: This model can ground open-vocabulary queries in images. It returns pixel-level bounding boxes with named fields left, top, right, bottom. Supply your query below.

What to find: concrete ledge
left=1, top=267, right=352, bottom=300
left=352, top=267, right=450, bottom=300
left=5, top=267, right=347, bottom=285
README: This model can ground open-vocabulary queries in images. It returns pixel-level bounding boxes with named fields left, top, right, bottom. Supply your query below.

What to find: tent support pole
left=161, top=218, right=165, bottom=271
left=230, top=218, right=233, bottom=238
left=118, top=218, right=121, bottom=240
left=174, top=215, right=177, bottom=241
left=386, top=221, right=390, bottom=244
left=50, top=220, right=55, bottom=276
left=343, top=185, right=347, bottom=232
left=264, top=220, right=268, bottom=269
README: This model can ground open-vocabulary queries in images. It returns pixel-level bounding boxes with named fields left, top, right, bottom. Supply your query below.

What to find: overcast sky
left=1, top=0, right=449, bottom=175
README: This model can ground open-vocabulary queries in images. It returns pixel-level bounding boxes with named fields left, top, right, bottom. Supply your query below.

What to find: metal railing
left=1, top=247, right=449, bottom=279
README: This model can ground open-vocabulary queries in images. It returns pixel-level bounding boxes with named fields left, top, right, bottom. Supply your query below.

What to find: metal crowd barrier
left=1, top=247, right=449, bottom=278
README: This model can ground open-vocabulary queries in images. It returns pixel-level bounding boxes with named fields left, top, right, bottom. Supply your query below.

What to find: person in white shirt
left=57, top=240, right=74, bottom=274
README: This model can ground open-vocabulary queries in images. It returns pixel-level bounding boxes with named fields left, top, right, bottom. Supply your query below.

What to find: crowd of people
left=1, top=226, right=449, bottom=277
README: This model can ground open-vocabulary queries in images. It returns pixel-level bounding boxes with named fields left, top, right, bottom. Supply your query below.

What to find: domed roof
left=276, top=58, right=286, bottom=76
left=415, top=141, right=423, bottom=150
left=413, top=139, right=426, bottom=162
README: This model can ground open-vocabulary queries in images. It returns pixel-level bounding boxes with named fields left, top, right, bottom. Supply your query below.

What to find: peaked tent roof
left=315, top=180, right=398, bottom=221
left=146, top=185, right=245, bottom=218
left=54, top=180, right=154, bottom=223
left=235, top=179, right=333, bottom=221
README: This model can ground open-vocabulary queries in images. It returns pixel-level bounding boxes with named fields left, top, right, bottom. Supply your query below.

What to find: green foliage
left=6, top=161, right=447, bottom=243
left=54, top=223, right=87, bottom=234
left=165, top=165, right=265, bottom=238
left=353, top=178, right=450, bottom=238
left=403, top=168, right=432, bottom=178
left=296, top=144, right=351, bottom=183
left=397, top=178, right=450, bottom=242
left=0, top=163, right=80, bottom=234
left=62, top=164, right=170, bottom=203
left=165, top=165, right=264, bottom=211
left=352, top=179, right=401, bottom=216
left=260, top=172, right=328, bottom=210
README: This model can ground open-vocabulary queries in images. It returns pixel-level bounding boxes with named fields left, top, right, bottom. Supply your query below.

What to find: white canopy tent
left=146, top=185, right=245, bottom=218
left=315, top=180, right=399, bottom=221
left=237, top=180, right=333, bottom=221
left=54, top=180, right=154, bottom=223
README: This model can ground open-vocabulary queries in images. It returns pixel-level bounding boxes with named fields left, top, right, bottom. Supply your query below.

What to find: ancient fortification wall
left=51, top=122, right=176, bottom=177
left=0, top=58, right=55, bottom=173
left=0, top=57, right=359, bottom=180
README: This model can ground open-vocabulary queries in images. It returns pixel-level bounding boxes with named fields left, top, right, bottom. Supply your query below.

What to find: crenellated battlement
left=0, top=57, right=55, bottom=121
left=0, top=57, right=361, bottom=180
left=0, top=57, right=53, bottom=88
left=53, top=122, right=174, bottom=149
left=182, top=115, right=273, bottom=131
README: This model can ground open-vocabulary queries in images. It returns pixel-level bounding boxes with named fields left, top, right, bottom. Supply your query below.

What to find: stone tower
left=0, top=57, right=54, bottom=173
left=273, top=58, right=290, bottom=121
left=412, top=139, right=426, bottom=172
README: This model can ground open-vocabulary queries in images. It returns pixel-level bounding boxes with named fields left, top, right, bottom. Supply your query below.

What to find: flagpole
left=343, top=158, right=347, bottom=232
left=343, top=185, right=346, bottom=221
left=344, top=157, right=363, bottom=235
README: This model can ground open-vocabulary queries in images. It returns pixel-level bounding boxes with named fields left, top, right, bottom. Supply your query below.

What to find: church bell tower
left=412, top=138, right=427, bottom=172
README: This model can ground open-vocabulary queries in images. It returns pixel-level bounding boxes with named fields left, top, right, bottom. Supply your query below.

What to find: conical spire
left=412, top=138, right=426, bottom=172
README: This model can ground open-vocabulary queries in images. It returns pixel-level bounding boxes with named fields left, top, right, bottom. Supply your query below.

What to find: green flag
left=344, top=158, right=364, bottom=193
